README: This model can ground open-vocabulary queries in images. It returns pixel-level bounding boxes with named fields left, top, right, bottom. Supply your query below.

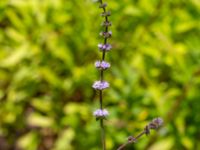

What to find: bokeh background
left=0, top=0, right=200, bottom=150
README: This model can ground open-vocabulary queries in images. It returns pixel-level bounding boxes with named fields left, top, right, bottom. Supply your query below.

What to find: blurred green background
left=0, top=0, right=200, bottom=150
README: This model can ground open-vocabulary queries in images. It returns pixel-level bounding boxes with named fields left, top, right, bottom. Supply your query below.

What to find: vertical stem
left=98, top=1, right=110, bottom=150
left=100, top=50, right=106, bottom=150
left=100, top=90, right=103, bottom=109
left=99, top=70, right=105, bottom=150
left=100, top=119, right=106, bottom=150
left=117, top=131, right=146, bottom=150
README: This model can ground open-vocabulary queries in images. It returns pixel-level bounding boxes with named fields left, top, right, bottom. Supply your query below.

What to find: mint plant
left=92, top=0, right=112, bottom=150
left=92, top=1, right=163, bottom=150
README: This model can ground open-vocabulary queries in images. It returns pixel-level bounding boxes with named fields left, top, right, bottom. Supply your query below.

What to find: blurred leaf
left=31, top=98, right=52, bottom=113
left=27, top=113, right=54, bottom=127
left=181, top=136, right=194, bottom=150
left=17, top=132, right=39, bottom=150
left=148, top=137, right=174, bottom=150
left=1, top=44, right=28, bottom=67
left=53, top=128, right=75, bottom=150
left=39, top=67, right=61, bottom=87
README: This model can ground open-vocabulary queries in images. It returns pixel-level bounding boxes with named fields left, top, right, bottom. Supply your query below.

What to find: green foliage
left=0, top=0, right=200, bottom=149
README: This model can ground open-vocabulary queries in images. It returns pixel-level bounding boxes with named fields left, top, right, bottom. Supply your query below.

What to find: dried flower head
left=148, top=117, right=163, bottom=129
left=144, top=117, right=163, bottom=135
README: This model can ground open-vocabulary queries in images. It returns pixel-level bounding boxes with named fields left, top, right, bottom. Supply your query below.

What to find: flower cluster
left=93, top=109, right=109, bottom=120
left=102, top=21, right=112, bottom=27
left=95, top=61, right=110, bottom=69
left=100, top=31, right=112, bottom=38
left=98, top=43, right=112, bottom=51
left=92, top=81, right=109, bottom=90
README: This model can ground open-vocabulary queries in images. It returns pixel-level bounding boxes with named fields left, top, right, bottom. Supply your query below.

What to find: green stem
left=100, top=119, right=106, bottom=150
left=98, top=0, right=110, bottom=149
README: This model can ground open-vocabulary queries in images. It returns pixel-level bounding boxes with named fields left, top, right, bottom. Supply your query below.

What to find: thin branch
left=117, top=118, right=163, bottom=150
left=117, top=131, right=146, bottom=150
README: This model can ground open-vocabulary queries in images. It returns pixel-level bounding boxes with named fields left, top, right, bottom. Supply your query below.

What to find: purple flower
left=98, top=43, right=112, bottom=51
left=99, top=31, right=112, bottom=38
left=95, top=61, right=110, bottom=69
left=93, top=109, right=109, bottom=119
left=102, top=21, right=112, bottom=27
left=92, top=81, right=109, bottom=90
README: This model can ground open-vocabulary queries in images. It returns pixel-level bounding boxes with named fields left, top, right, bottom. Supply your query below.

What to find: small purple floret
left=95, top=61, right=110, bottom=69
left=92, top=81, right=109, bottom=90
left=95, top=61, right=101, bottom=67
